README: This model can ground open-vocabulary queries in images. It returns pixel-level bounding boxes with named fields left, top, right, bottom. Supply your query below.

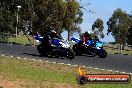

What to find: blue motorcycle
left=34, top=35, right=75, bottom=59
left=71, top=38, right=107, bottom=58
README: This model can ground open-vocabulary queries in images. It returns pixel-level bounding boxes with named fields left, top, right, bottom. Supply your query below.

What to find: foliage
left=0, top=0, right=83, bottom=40
left=92, top=18, right=104, bottom=38
left=107, top=8, right=132, bottom=44
left=126, top=26, right=132, bottom=45
left=0, top=0, right=35, bottom=34
left=64, top=0, right=83, bottom=40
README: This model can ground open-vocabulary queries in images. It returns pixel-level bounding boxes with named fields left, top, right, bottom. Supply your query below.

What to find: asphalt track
left=0, top=43, right=132, bottom=73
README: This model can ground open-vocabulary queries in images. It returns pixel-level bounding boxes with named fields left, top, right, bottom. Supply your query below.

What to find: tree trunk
left=122, top=43, right=125, bottom=50
left=25, top=35, right=33, bottom=45
left=68, top=30, right=71, bottom=41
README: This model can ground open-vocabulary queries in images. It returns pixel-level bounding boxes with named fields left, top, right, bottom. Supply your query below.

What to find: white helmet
left=88, top=31, right=91, bottom=34
left=51, top=30, right=56, bottom=34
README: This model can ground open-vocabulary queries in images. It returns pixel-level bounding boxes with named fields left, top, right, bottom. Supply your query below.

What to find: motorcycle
left=71, top=38, right=107, bottom=58
left=34, top=35, right=75, bottom=60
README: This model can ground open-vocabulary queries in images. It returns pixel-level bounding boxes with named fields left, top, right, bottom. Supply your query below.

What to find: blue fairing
left=71, top=38, right=80, bottom=44
left=86, top=40, right=94, bottom=46
left=86, top=40, right=103, bottom=48
left=52, top=39, right=60, bottom=46
left=96, top=41, right=103, bottom=47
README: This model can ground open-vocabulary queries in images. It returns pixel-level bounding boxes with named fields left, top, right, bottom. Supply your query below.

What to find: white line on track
left=115, top=71, right=119, bottom=73
left=24, top=58, right=27, bottom=60
left=88, top=67, right=93, bottom=69
left=65, top=64, right=71, bottom=66
left=72, top=65, right=78, bottom=67
left=10, top=56, right=14, bottom=58
left=52, top=62, right=56, bottom=64
left=46, top=61, right=49, bottom=63
left=58, top=63, right=64, bottom=65
left=101, top=69, right=105, bottom=71
left=82, top=66, right=86, bottom=68
left=38, top=60, right=42, bottom=62
left=107, top=70, right=113, bottom=72
left=1, top=55, right=5, bottom=56
left=120, top=72, right=126, bottom=74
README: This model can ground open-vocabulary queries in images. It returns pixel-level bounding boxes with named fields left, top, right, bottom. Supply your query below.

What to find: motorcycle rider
left=42, top=29, right=61, bottom=55
left=82, top=31, right=92, bottom=45
left=42, top=29, right=60, bottom=45
left=81, top=31, right=94, bottom=53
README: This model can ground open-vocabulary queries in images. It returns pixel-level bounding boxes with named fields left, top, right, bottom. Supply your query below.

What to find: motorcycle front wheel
left=98, top=49, right=107, bottom=58
left=66, top=49, right=75, bottom=60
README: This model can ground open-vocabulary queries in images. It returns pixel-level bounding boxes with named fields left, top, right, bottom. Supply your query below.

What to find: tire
left=73, top=45, right=82, bottom=56
left=37, top=44, right=47, bottom=56
left=66, top=49, right=75, bottom=60
left=98, top=49, right=107, bottom=58
left=49, top=48, right=59, bottom=58
left=76, top=76, right=87, bottom=85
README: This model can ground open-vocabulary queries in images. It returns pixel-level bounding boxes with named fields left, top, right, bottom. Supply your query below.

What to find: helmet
left=51, top=30, right=56, bottom=34
left=84, top=31, right=91, bottom=35
left=88, top=31, right=91, bottom=34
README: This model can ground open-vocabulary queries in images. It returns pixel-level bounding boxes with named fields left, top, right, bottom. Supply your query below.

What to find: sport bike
left=71, top=38, right=107, bottom=58
left=35, top=35, right=75, bottom=59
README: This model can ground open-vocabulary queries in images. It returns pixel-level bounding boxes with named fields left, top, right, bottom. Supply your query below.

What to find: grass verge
left=105, top=47, right=132, bottom=55
left=7, top=35, right=32, bottom=45
left=0, top=56, right=132, bottom=88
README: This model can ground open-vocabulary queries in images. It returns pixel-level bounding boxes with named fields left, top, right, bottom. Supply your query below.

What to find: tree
left=0, top=0, right=35, bottom=34
left=0, top=0, right=16, bottom=33
left=126, top=26, right=132, bottom=45
left=64, top=0, right=83, bottom=40
left=107, top=8, right=132, bottom=49
left=126, top=14, right=132, bottom=45
left=33, top=0, right=65, bottom=35
left=33, top=0, right=83, bottom=40
left=0, top=0, right=83, bottom=42
left=92, top=18, right=104, bottom=38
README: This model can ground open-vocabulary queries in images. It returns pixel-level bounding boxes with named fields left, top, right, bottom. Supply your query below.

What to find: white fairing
left=59, top=41, right=70, bottom=48
left=71, top=38, right=80, bottom=44
left=34, top=36, right=43, bottom=43
left=36, top=40, right=40, bottom=43
left=96, top=47, right=101, bottom=49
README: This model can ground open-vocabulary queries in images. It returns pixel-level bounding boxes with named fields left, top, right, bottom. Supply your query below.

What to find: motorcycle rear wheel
left=37, top=44, right=48, bottom=56
left=73, top=45, right=82, bottom=56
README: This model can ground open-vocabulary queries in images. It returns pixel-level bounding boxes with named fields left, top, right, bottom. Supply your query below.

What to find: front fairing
left=52, top=38, right=70, bottom=48
left=96, top=41, right=103, bottom=49
left=59, top=41, right=70, bottom=48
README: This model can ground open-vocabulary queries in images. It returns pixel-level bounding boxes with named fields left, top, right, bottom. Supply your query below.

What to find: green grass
left=7, top=35, right=32, bottom=45
left=0, top=35, right=39, bottom=45
left=0, top=57, right=75, bottom=84
left=0, top=56, right=132, bottom=88
left=104, top=44, right=132, bottom=55
left=104, top=47, right=132, bottom=55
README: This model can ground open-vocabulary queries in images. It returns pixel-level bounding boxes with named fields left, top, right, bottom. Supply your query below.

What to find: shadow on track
left=76, top=54, right=96, bottom=57
left=22, top=53, right=65, bottom=59
left=22, top=53, right=42, bottom=57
